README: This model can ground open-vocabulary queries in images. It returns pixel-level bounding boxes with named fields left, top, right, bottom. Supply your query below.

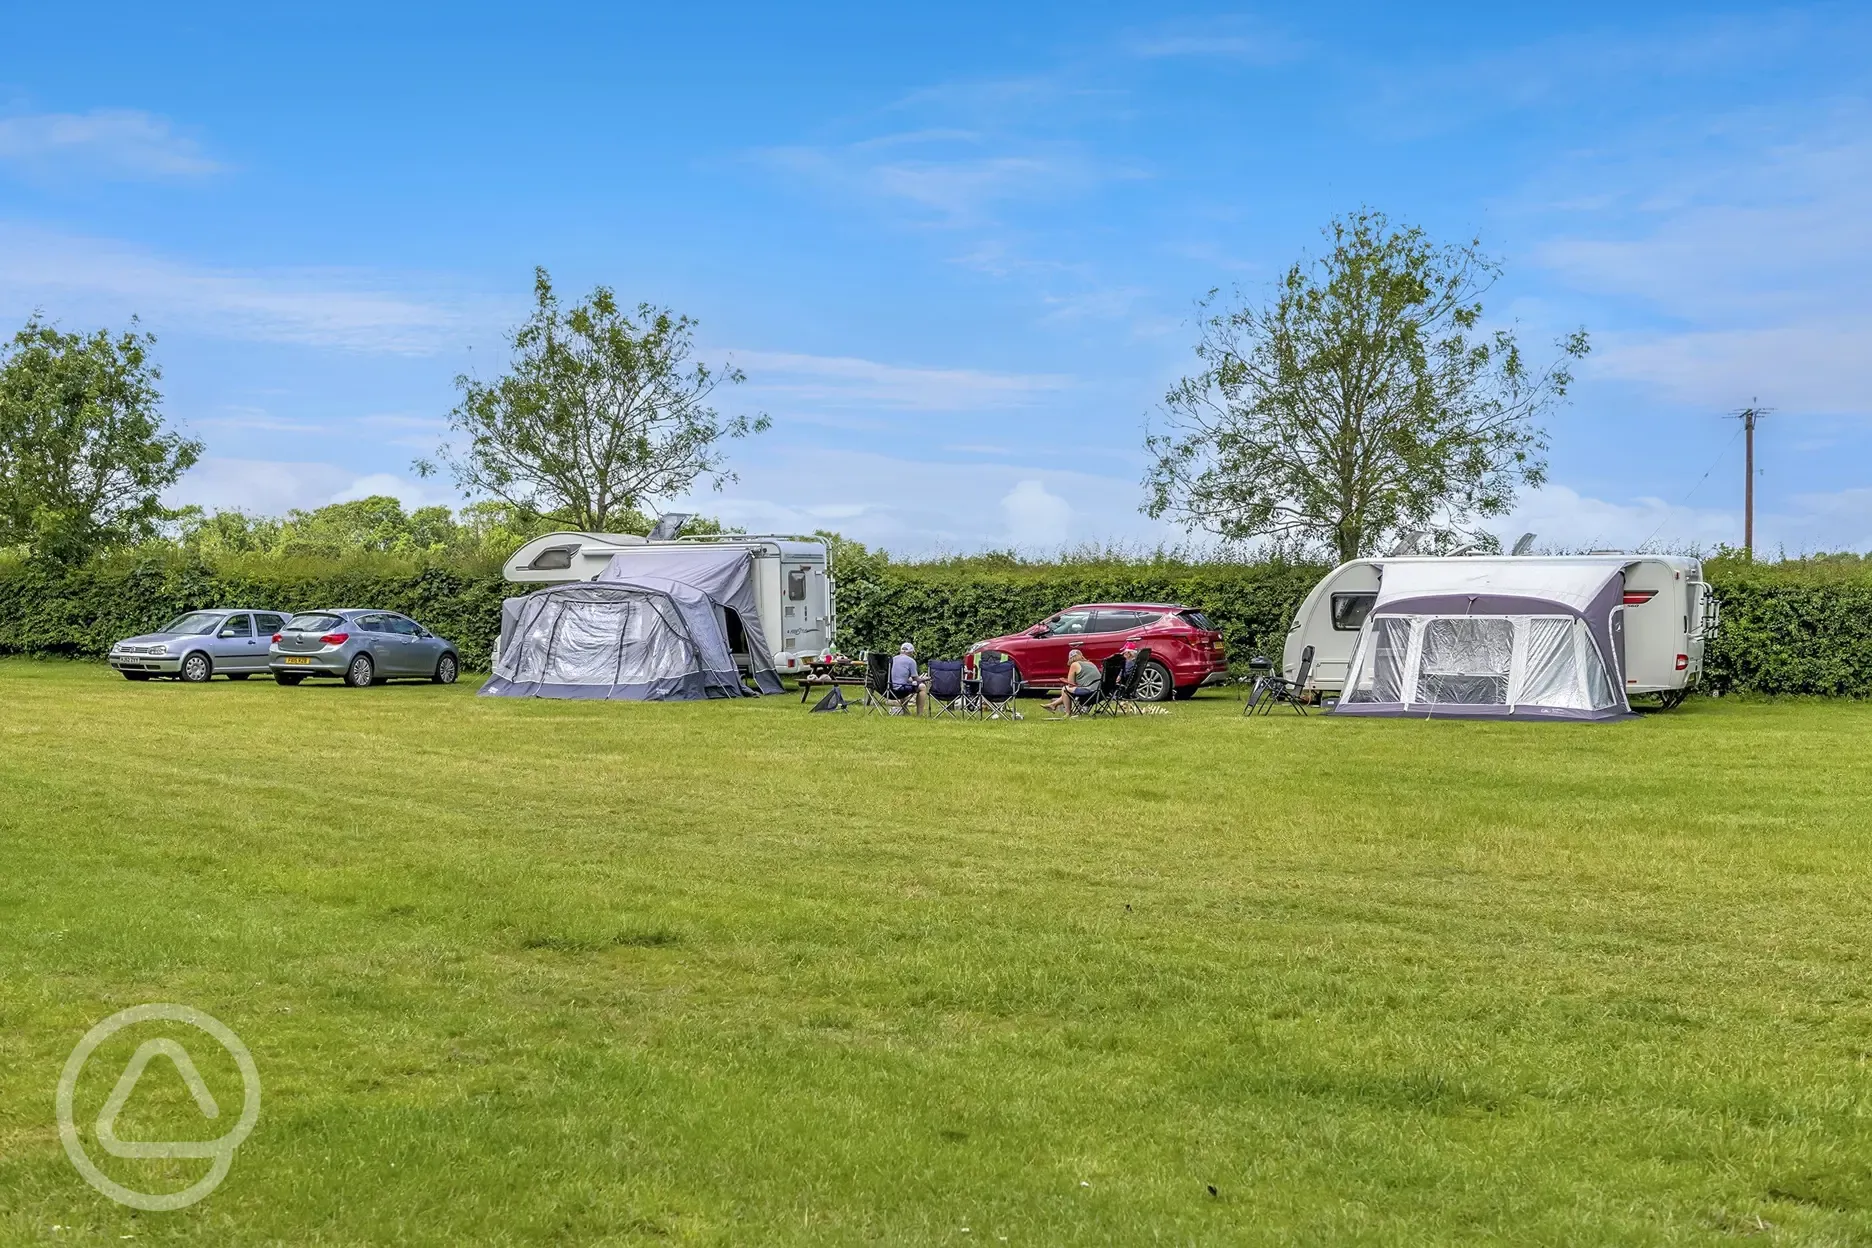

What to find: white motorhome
left=1284, top=554, right=1716, bottom=708
left=504, top=532, right=836, bottom=673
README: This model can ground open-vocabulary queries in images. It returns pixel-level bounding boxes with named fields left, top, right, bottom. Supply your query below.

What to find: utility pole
left=1732, top=401, right=1773, bottom=556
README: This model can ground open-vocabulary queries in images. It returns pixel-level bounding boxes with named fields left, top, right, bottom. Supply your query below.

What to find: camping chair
left=977, top=659, right=1020, bottom=721
left=927, top=660, right=967, bottom=719
left=1086, top=653, right=1127, bottom=716
left=1248, top=645, right=1312, bottom=716
left=864, top=651, right=918, bottom=716
left=1109, top=647, right=1151, bottom=714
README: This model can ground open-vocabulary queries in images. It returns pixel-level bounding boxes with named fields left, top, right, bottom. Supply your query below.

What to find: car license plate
left=283, top=657, right=312, bottom=665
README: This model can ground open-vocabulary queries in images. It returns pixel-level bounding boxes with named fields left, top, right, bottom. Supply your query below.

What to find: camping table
left=798, top=665, right=869, bottom=703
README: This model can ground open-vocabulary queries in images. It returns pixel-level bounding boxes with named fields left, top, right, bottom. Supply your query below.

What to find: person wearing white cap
left=888, top=641, right=925, bottom=712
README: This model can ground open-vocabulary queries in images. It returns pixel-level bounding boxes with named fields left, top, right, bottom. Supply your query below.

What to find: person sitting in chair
left=890, top=641, right=924, bottom=712
left=1045, top=648, right=1102, bottom=715
left=1119, top=641, right=1140, bottom=685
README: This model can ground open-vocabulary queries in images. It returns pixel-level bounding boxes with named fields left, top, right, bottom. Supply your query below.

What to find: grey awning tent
left=1332, top=558, right=1633, bottom=722
left=481, top=546, right=784, bottom=701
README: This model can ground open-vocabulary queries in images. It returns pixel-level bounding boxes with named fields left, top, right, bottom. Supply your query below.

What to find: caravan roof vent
left=1588, top=548, right=1628, bottom=555
left=527, top=544, right=579, bottom=571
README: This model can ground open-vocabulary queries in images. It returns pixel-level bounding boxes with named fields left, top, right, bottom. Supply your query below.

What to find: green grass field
left=4, top=659, right=1872, bottom=1244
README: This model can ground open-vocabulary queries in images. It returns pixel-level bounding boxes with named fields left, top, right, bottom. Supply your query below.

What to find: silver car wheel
left=346, top=654, right=374, bottom=688
left=180, top=652, right=213, bottom=683
left=433, top=654, right=458, bottom=684
left=1134, top=660, right=1172, bottom=703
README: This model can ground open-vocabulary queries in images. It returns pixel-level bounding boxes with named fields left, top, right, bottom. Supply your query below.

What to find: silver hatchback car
left=110, top=609, right=290, bottom=682
left=270, top=609, right=461, bottom=688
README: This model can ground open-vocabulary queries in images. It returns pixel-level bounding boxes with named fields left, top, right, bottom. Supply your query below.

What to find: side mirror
left=1029, top=625, right=1050, bottom=638
left=218, top=629, right=237, bottom=639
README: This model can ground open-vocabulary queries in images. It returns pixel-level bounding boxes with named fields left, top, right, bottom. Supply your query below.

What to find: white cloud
left=166, top=458, right=460, bottom=515
left=0, top=109, right=219, bottom=179
left=675, top=446, right=1180, bottom=556
left=166, top=458, right=358, bottom=514
left=730, top=348, right=1072, bottom=411
left=0, top=224, right=499, bottom=353
left=1527, top=109, right=1872, bottom=416
left=755, top=138, right=1119, bottom=224
left=1124, top=19, right=1304, bottom=65
left=1000, top=479, right=1073, bottom=548
left=328, top=473, right=458, bottom=509
left=1497, top=483, right=1736, bottom=553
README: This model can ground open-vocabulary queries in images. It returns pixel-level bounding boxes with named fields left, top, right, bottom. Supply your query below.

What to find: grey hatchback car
left=270, top=609, right=461, bottom=688
left=111, top=609, right=290, bottom=682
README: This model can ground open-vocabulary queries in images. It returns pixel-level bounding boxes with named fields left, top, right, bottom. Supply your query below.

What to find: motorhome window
left=527, top=545, right=577, bottom=571
left=788, top=568, right=807, bottom=601
left=1331, top=592, right=1377, bottom=631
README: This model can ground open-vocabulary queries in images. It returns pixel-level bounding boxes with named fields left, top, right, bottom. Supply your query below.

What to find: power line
left=1637, top=421, right=1744, bottom=552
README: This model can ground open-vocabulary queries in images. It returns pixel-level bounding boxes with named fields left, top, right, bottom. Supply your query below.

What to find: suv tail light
left=320, top=632, right=350, bottom=645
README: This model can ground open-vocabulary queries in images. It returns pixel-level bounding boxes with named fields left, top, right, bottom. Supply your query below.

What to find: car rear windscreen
left=1178, top=610, right=1213, bottom=631
left=286, top=613, right=344, bottom=633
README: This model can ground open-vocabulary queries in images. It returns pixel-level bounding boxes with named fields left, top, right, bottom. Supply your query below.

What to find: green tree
left=418, top=269, right=768, bottom=531
left=0, top=318, right=200, bottom=561
left=1143, top=210, right=1589, bottom=564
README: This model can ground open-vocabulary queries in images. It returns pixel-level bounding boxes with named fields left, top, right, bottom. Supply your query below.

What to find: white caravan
left=1283, top=554, right=1716, bottom=707
left=504, top=532, right=836, bottom=673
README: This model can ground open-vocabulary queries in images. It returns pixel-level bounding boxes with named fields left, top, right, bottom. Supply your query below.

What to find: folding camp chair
left=1086, top=653, right=1127, bottom=716
left=1109, top=647, right=1151, bottom=714
left=1247, top=645, right=1312, bottom=716
left=976, top=659, right=1020, bottom=720
left=864, top=651, right=919, bottom=716
left=927, top=660, right=967, bottom=719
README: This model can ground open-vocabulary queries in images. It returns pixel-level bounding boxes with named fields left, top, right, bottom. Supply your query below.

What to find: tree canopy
left=418, top=269, right=768, bottom=532
left=1143, top=210, right=1589, bottom=564
left=0, top=318, right=200, bottom=562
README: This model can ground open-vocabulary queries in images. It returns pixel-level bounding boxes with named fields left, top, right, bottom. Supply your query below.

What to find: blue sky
left=2, top=2, right=1869, bottom=555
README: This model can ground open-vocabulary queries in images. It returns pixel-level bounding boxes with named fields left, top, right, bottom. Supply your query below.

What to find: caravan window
left=1331, top=592, right=1377, bottom=631
left=527, top=545, right=578, bottom=571
left=788, top=568, right=807, bottom=601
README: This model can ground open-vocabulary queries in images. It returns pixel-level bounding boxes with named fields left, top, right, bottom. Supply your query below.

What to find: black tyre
left=122, top=671, right=152, bottom=682
left=227, top=673, right=251, bottom=681
left=1174, top=685, right=1198, bottom=701
left=1134, top=659, right=1173, bottom=702
left=180, top=652, right=213, bottom=683
left=432, top=653, right=459, bottom=684
left=345, top=653, right=375, bottom=688
left=274, top=673, right=306, bottom=686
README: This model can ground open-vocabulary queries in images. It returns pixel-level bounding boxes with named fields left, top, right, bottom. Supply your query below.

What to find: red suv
left=969, top=603, right=1226, bottom=701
